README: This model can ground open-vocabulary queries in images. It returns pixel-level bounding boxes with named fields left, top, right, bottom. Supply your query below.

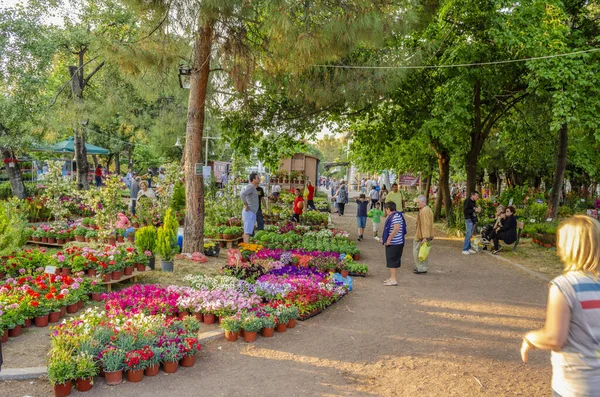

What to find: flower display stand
left=100, top=269, right=146, bottom=292
left=206, top=236, right=243, bottom=249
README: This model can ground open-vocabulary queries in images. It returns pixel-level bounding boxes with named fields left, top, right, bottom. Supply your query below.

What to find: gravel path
left=1, top=202, right=552, bottom=396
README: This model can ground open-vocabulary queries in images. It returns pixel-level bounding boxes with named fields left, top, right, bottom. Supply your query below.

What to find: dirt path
left=1, top=203, right=552, bottom=396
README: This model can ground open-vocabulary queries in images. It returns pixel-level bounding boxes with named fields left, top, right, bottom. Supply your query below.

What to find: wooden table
left=207, top=237, right=243, bottom=249
left=101, top=269, right=146, bottom=292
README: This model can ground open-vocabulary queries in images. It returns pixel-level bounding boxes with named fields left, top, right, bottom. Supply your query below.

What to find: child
left=355, top=193, right=369, bottom=241
left=291, top=188, right=304, bottom=222
left=368, top=202, right=384, bottom=238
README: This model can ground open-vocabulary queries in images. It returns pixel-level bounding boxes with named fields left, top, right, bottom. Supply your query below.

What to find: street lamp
left=178, top=66, right=191, bottom=89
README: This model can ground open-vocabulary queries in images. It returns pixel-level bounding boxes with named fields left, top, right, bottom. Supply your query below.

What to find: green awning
left=35, top=137, right=109, bottom=155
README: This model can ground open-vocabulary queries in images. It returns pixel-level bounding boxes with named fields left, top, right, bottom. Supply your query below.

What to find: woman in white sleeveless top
left=521, top=215, right=600, bottom=396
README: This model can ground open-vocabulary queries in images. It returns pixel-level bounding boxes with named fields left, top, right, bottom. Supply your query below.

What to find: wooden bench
left=512, top=220, right=525, bottom=251
left=207, top=236, right=243, bottom=249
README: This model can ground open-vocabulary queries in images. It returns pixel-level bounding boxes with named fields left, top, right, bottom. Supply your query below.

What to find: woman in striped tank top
left=521, top=216, right=600, bottom=396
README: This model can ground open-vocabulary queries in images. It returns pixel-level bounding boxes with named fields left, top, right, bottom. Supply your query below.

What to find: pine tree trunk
left=438, top=152, right=452, bottom=220
left=1, top=148, right=26, bottom=199
left=69, top=65, right=89, bottom=190
left=424, top=173, right=432, bottom=203
left=114, top=152, right=120, bottom=174
left=546, top=123, right=568, bottom=220
left=182, top=21, right=213, bottom=254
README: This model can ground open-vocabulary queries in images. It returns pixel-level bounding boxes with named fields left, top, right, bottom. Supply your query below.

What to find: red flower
left=30, top=301, right=39, bottom=307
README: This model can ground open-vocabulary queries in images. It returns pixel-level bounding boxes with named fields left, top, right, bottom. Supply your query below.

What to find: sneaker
left=468, top=249, right=477, bottom=254
left=462, top=250, right=470, bottom=255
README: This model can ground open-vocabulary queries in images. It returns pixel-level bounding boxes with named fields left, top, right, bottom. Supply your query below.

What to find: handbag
left=418, top=241, right=431, bottom=262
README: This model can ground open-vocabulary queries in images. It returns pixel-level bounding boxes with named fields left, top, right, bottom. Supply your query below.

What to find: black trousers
left=307, top=200, right=316, bottom=210
left=490, top=230, right=505, bottom=250
left=371, top=199, right=378, bottom=209
left=337, top=202, right=345, bottom=215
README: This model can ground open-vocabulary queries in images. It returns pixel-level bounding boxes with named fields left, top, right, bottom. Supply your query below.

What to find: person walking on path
left=129, top=176, right=140, bottom=215
left=306, top=180, right=316, bottom=211
left=94, top=165, right=103, bottom=187
left=386, top=183, right=405, bottom=213
left=368, top=202, right=384, bottom=238
left=256, top=184, right=266, bottom=231
left=369, top=185, right=380, bottom=209
left=413, top=195, right=434, bottom=275
left=240, top=172, right=259, bottom=243
left=291, top=188, right=304, bottom=222
left=335, top=182, right=348, bottom=216
left=379, top=185, right=388, bottom=210
left=382, top=201, right=407, bottom=286
left=521, top=215, right=600, bottom=397
left=355, top=193, right=369, bottom=241
left=462, top=191, right=481, bottom=255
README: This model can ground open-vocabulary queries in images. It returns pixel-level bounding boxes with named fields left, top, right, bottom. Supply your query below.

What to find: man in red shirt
left=94, top=165, right=103, bottom=187
left=306, top=180, right=316, bottom=210
left=291, top=188, right=304, bottom=222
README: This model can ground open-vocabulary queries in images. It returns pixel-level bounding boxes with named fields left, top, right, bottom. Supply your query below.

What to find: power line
left=312, top=48, right=600, bottom=70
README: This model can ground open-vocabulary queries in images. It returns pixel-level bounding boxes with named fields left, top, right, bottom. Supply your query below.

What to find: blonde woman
left=521, top=215, right=600, bottom=396
left=137, top=180, right=156, bottom=200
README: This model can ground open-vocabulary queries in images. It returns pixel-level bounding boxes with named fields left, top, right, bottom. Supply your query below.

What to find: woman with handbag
left=413, top=195, right=434, bottom=275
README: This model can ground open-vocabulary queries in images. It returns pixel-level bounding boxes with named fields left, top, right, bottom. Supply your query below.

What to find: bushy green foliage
left=135, top=226, right=157, bottom=255
left=156, top=209, right=179, bottom=261
left=170, top=182, right=185, bottom=213
left=0, top=199, right=30, bottom=255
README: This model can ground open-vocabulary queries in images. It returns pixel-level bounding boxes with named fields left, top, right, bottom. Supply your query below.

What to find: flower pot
left=341, top=270, right=349, bottom=278
left=102, top=273, right=112, bottom=282
left=544, top=243, right=551, bottom=248
left=99, top=369, right=105, bottom=377
left=33, top=236, right=40, bottom=242
left=287, top=319, right=297, bottom=329
left=23, top=318, right=32, bottom=328
left=77, top=300, right=84, bottom=310
left=136, top=263, right=145, bottom=272
left=9, top=325, right=21, bottom=338
left=42, top=237, right=48, bottom=243
left=203, top=313, right=216, bottom=324
left=162, top=361, right=178, bottom=374
left=75, top=377, right=93, bottom=392
left=276, top=323, right=287, bottom=333
left=178, top=311, right=189, bottom=319
left=223, top=234, right=234, bottom=240
left=127, top=235, right=135, bottom=243
left=1, top=329, right=7, bottom=343
left=105, top=370, right=122, bottom=386
left=60, top=306, right=66, bottom=317
left=238, top=329, right=244, bottom=337
left=194, top=312, right=203, bottom=322
left=48, top=237, right=56, bottom=244
left=180, top=355, right=195, bottom=367
left=91, top=293, right=102, bottom=302
left=57, top=239, right=65, bottom=244
left=144, top=364, right=159, bottom=377
left=75, top=236, right=86, bottom=242
left=61, top=268, right=71, bottom=276
left=123, top=266, right=134, bottom=276
left=111, top=270, right=123, bottom=280
left=133, top=222, right=139, bottom=228
left=353, top=254, right=360, bottom=261
left=148, top=256, right=155, bottom=270
left=126, top=369, right=143, bottom=383
left=117, top=236, right=125, bottom=243
left=49, top=311, right=61, bottom=323
left=87, top=269, right=97, bottom=277
left=107, top=238, right=116, bottom=245
left=53, top=381, right=72, bottom=397
left=243, top=331, right=258, bottom=343
left=161, top=260, right=174, bottom=272
left=35, top=315, right=49, bottom=327
left=261, top=327, right=274, bottom=337
left=225, top=330, right=239, bottom=342
left=66, top=303, right=78, bottom=314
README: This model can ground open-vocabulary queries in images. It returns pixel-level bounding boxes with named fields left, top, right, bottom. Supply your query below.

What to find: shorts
left=372, top=222, right=380, bottom=232
left=242, top=209, right=256, bottom=235
left=385, top=244, right=404, bottom=268
left=357, top=216, right=367, bottom=228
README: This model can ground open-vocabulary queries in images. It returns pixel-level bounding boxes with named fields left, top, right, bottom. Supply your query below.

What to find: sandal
left=383, top=280, right=398, bottom=286
left=382, top=279, right=391, bottom=284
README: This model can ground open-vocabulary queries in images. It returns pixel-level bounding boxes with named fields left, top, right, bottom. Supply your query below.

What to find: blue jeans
left=256, top=208, right=264, bottom=231
left=463, top=219, right=476, bottom=251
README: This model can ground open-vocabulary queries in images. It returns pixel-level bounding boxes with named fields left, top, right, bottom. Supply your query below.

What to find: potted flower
left=124, top=347, right=151, bottom=383
left=161, top=341, right=183, bottom=374
left=48, top=351, right=76, bottom=397
left=74, top=226, right=87, bottom=242
left=89, top=280, right=104, bottom=302
left=135, top=226, right=157, bottom=270
left=32, top=228, right=44, bottom=242
left=180, top=336, right=201, bottom=367
left=74, top=353, right=97, bottom=392
left=106, top=231, right=117, bottom=245
left=145, top=346, right=162, bottom=377
left=85, top=229, right=97, bottom=243
left=286, top=305, right=299, bottom=328
left=47, top=230, right=57, bottom=244
left=221, top=315, right=242, bottom=342
left=115, top=228, right=125, bottom=243
left=241, top=314, right=263, bottom=343
left=260, top=313, right=276, bottom=337
left=100, top=347, right=125, bottom=386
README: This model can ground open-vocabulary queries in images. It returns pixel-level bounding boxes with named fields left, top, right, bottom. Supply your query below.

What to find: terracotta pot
left=49, top=311, right=61, bottom=323
left=353, top=254, right=360, bottom=261
left=144, top=364, right=159, bottom=377
left=53, top=381, right=72, bottom=397
left=225, top=330, right=239, bottom=342
left=133, top=222, right=139, bottom=228
left=75, top=377, right=93, bottom=392
left=48, top=237, right=56, bottom=244
left=287, top=319, right=297, bottom=329
left=8, top=325, right=21, bottom=338
left=91, top=293, right=102, bottom=302
left=136, top=263, right=145, bottom=272
left=162, top=361, right=178, bottom=374
left=276, top=323, right=287, bottom=333
left=23, top=318, right=32, bottom=328
left=1, top=329, right=8, bottom=343
left=104, top=370, right=122, bottom=386
left=194, top=312, right=204, bottom=322
left=87, top=269, right=97, bottom=277
left=180, top=355, right=195, bottom=367
left=123, top=266, right=134, bottom=276
left=204, top=313, right=216, bottom=324
left=60, top=306, right=66, bottom=317
left=33, top=236, right=40, bottom=242
left=107, top=238, right=116, bottom=245
left=127, top=235, right=135, bottom=243
left=238, top=329, right=244, bottom=337
left=57, top=239, right=65, bottom=244
left=261, top=327, right=274, bottom=337
left=42, top=237, right=48, bottom=243
left=66, top=303, right=78, bottom=314
left=126, top=369, right=143, bottom=383
left=61, top=268, right=71, bottom=276
left=341, top=270, right=349, bottom=278
left=117, top=236, right=125, bottom=243
left=102, top=273, right=112, bottom=282
left=223, top=234, right=234, bottom=240
left=178, top=311, right=189, bottom=319
left=77, top=300, right=84, bottom=310
left=75, top=236, right=86, bottom=242
left=35, top=315, right=49, bottom=327
left=243, top=331, right=258, bottom=343
left=111, top=270, right=123, bottom=280
left=99, top=369, right=105, bottom=378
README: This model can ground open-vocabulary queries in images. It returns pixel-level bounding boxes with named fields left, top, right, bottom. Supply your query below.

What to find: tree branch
left=48, top=56, right=100, bottom=108
left=83, top=61, right=106, bottom=88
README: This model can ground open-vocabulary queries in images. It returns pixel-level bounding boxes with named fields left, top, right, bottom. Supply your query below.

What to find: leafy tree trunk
left=434, top=183, right=442, bottom=220
left=546, top=123, right=568, bottom=220
left=425, top=173, right=432, bottom=203
left=438, top=152, right=452, bottom=220
left=69, top=65, right=90, bottom=190
left=114, top=152, right=121, bottom=174
left=182, top=21, right=213, bottom=254
left=0, top=148, right=26, bottom=199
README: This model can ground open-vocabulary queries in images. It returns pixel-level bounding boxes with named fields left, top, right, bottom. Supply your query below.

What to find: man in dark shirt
left=256, top=185, right=266, bottom=231
left=462, top=191, right=481, bottom=255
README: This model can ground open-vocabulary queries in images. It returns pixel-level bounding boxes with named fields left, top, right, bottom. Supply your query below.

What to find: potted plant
left=261, top=313, right=276, bottom=337
left=115, top=228, right=125, bottom=243
left=286, top=305, right=299, bottom=328
left=84, top=229, right=97, bottom=242
left=74, top=353, right=97, bottom=392
left=48, top=351, right=76, bottom=397
left=241, top=314, right=262, bottom=343
left=74, top=226, right=87, bottom=242
left=221, top=315, right=242, bottom=342
left=106, top=232, right=117, bottom=245
left=31, top=228, right=43, bottom=242
left=180, top=336, right=201, bottom=367
left=47, top=230, right=57, bottom=244
left=100, top=347, right=125, bottom=386
left=124, top=347, right=151, bottom=383
left=145, top=346, right=162, bottom=376
left=161, top=342, right=182, bottom=373
left=222, top=227, right=234, bottom=240
left=135, top=226, right=157, bottom=270
left=156, top=209, right=179, bottom=272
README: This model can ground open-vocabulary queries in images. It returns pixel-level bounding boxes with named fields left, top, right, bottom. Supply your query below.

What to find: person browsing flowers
left=381, top=201, right=407, bottom=286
